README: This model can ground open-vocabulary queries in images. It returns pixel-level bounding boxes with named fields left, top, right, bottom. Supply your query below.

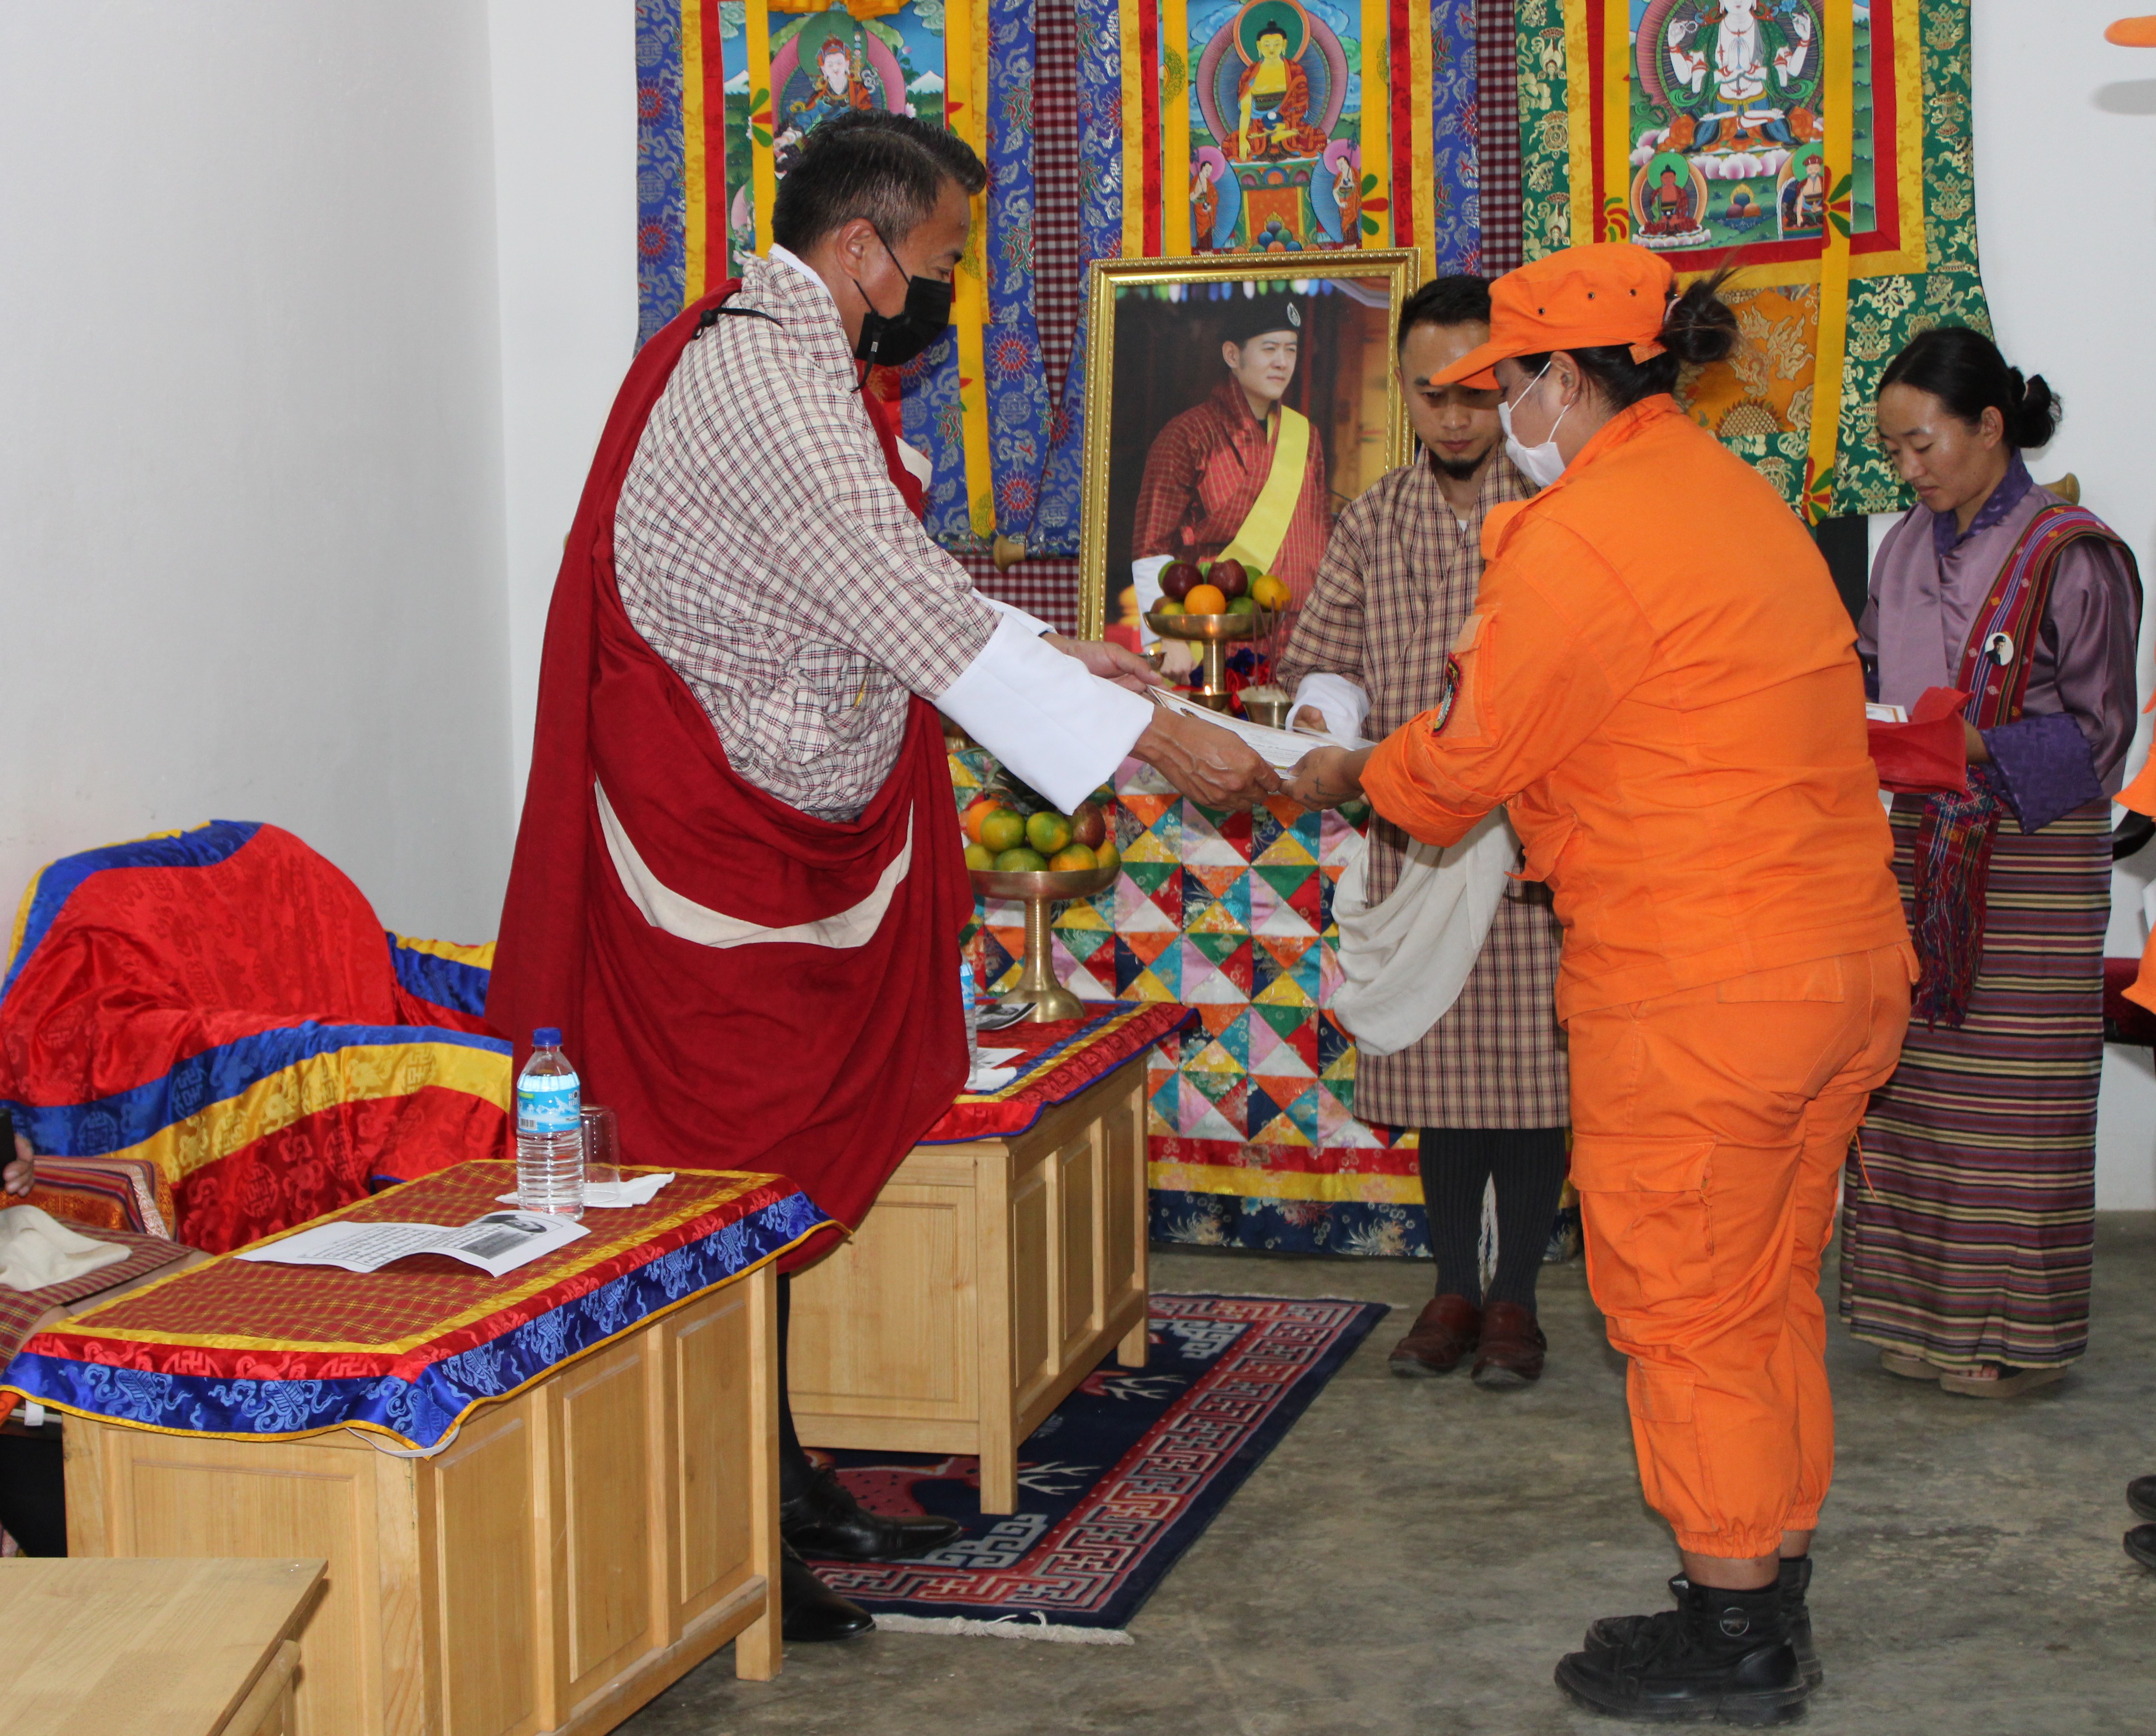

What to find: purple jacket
left=1858, top=453, right=2140, bottom=829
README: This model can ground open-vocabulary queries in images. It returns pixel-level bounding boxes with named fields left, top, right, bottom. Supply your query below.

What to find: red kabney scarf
left=487, top=283, right=968, bottom=1267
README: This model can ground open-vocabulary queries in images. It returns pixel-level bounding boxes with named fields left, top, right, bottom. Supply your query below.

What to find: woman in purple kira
left=1842, top=327, right=2141, bottom=1400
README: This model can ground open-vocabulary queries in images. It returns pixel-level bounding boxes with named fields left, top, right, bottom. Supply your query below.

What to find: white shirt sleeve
left=983, top=596, right=1055, bottom=638
left=1291, top=671, right=1371, bottom=741
left=937, top=616, right=1153, bottom=813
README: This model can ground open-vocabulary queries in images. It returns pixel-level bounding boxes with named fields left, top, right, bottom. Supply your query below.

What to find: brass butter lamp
left=1145, top=608, right=1279, bottom=712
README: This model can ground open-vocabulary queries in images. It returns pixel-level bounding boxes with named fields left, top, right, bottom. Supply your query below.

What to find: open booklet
left=1147, top=688, right=1371, bottom=771
left=235, top=1210, right=589, bottom=1279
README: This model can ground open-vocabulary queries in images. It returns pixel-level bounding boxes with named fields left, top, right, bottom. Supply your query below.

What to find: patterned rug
left=802, top=1293, right=1386, bottom=1639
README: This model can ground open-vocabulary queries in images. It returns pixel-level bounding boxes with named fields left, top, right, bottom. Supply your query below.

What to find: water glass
left=580, top=1105, right=621, bottom=1191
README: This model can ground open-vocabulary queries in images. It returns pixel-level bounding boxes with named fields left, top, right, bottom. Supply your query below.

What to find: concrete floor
left=627, top=1217, right=2156, bottom=1736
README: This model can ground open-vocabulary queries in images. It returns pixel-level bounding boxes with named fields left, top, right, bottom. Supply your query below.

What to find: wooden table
left=4, top=1555, right=323, bottom=1736
left=788, top=1046, right=1151, bottom=1513
left=10, top=1163, right=816, bottom=1736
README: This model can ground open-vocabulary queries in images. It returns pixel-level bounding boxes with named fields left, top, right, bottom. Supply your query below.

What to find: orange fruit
left=1251, top=573, right=1291, bottom=610
left=1183, top=582, right=1228, bottom=615
left=1026, top=810, right=1073, bottom=855
left=993, top=846, right=1048, bottom=872
left=1096, top=837, right=1120, bottom=873
left=962, top=797, right=1000, bottom=843
left=978, top=807, right=1025, bottom=853
left=1048, top=843, right=1098, bottom=872
left=963, top=843, right=993, bottom=871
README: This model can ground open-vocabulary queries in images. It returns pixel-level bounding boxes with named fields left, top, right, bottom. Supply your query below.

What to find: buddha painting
left=1221, top=12, right=1331, bottom=161
left=1189, top=0, right=1353, bottom=248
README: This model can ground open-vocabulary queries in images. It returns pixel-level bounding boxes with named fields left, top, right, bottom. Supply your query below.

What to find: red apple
left=1207, top=558, right=1248, bottom=599
left=1159, top=560, right=1203, bottom=601
left=1069, top=800, right=1108, bottom=849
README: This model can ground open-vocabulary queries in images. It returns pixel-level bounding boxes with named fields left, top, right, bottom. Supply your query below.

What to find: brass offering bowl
left=1145, top=608, right=1279, bottom=712
left=969, top=860, right=1119, bottom=1024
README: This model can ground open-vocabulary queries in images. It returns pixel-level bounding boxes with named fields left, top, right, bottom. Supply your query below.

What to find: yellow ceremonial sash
left=1218, top=406, right=1311, bottom=576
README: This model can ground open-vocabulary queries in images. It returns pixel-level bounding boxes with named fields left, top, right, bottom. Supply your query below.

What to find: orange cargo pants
left=1567, top=944, right=1914, bottom=1559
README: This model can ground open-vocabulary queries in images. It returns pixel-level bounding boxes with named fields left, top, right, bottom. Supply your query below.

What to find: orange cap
left=1432, top=242, right=1677, bottom=389
left=2107, top=16, right=2156, bottom=45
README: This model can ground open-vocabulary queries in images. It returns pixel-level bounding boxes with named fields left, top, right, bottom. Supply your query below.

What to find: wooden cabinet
left=6, top=1557, right=320, bottom=1736
left=63, top=1267, right=781, bottom=1736
left=787, top=1054, right=1150, bottom=1513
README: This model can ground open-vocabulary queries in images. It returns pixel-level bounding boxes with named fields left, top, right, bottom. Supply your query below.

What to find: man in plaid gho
left=607, top=114, right=1280, bottom=1643
left=1277, top=276, right=1568, bottom=1389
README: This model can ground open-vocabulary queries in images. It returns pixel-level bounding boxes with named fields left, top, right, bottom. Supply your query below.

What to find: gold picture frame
left=1076, top=248, right=1423, bottom=639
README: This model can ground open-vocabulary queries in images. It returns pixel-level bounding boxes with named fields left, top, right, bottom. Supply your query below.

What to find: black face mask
left=851, top=232, right=953, bottom=370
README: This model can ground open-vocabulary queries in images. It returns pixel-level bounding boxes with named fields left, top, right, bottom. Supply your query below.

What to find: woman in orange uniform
left=1286, top=243, right=1912, bottom=1725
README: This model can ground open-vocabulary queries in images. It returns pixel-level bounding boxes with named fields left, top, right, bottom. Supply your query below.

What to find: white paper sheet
left=237, top=1211, right=587, bottom=1278
left=965, top=1045, right=1025, bottom=1092
left=1147, top=688, right=1371, bottom=770
left=496, top=1172, right=676, bottom=1210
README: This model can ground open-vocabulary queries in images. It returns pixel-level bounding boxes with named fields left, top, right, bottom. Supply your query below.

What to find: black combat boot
left=1586, top=1559, right=1820, bottom=1692
left=1556, top=1575, right=1807, bottom=1724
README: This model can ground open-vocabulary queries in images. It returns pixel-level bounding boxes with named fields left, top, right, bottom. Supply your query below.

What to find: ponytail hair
left=1878, top=326, right=2060, bottom=450
left=1513, top=270, right=1740, bottom=410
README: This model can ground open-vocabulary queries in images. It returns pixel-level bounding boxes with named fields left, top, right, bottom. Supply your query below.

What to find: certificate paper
left=237, top=1211, right=589, bottom=1278
left=1147, top=688, right=1371, bottom=770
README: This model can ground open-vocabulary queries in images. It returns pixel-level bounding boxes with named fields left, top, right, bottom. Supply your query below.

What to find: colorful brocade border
left=920, top=999, right=1195, bottom=1144
left=1, top=1182, right=832, bottom=1451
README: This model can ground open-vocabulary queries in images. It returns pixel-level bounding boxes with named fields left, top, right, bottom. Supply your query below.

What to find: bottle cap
left=533, top=1027, right=562, bottom=1048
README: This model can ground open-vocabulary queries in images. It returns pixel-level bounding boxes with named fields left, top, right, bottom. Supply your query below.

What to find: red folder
left=1867, top=686, right=1971, bottom=796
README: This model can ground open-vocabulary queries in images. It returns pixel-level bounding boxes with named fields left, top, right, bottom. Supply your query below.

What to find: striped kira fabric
left=1840, top=797, right=2110, bottom=1371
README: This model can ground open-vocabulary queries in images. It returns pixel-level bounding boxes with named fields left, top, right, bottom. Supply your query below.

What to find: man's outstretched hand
left=1283, top=744, right=1374, bottom=810
left=1134, top=706, right=1282, bottom=810
left=1047, top=634, right=1164, bottom=694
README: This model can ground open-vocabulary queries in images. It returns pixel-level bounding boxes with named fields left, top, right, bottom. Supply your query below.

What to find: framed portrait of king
left=1077, top=250, right=1422, bottom=640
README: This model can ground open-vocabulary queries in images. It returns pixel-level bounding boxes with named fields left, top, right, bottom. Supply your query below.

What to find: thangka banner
left=635, top=0, right=1488, bottom=558
left=1513, top=0, right=1989, bottom=518
left=1123, top=0, right=1480, bottom=267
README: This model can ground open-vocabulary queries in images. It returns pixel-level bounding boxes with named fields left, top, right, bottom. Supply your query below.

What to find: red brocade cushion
left=1, top=822, right=511, bottom=1253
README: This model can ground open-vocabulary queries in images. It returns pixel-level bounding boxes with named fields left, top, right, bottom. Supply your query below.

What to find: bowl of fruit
left=1144, top=557, right=1294, bottom=642
left=962, top=790, right=1121, bottom=903
left=961, top=784, right=1122, bottom=1020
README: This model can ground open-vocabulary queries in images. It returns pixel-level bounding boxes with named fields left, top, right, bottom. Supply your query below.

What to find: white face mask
left=1499, top=361, right=1571, bottom=487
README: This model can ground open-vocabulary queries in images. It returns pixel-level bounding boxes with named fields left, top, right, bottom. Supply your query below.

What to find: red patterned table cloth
left=0, top=1160, right=828, bottom=1449
left=922, top=1001, right=1193, bottom=1144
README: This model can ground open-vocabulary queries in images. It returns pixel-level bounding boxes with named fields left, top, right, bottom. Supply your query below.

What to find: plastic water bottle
left=959, top=952, right=982, bottom=1085
left=516, top=1027, right=584, bottom=1217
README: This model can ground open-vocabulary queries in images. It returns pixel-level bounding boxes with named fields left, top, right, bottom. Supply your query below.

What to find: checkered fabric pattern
left=1274, top=455, right=1567, bottom=1128
left=1475, top=0, right=1523, bottom=276
left=615, top=256, right=998, bottom=821
left=956, top=550, right=1082, bottom=633
left=1032, top=0, right=1084, bottom=413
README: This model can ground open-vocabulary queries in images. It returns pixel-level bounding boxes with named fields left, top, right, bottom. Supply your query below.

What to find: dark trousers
left=1418, top=1127, right=1569, bottom=1311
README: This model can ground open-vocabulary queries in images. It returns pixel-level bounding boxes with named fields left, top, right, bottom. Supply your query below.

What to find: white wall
left=488, top=0, right=639, bottom=807
left=1967, top=1, right=2156, bottom=1206
left=0, top=4, right=512, bottom=939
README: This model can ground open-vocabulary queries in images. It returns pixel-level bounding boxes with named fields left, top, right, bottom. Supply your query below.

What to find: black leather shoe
left=780, top=1541, right=874, bottom=1643
left=1558, top=1577, right=1807, bottom=1725
left=780, top=1467, right=963, bottom=1561
left=2128, top=1524, right=2156, bottom=1572
left=2129, top=1475, right=2156, bottom=1522
left=1587, top=1560, right=1821, bottom=1692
